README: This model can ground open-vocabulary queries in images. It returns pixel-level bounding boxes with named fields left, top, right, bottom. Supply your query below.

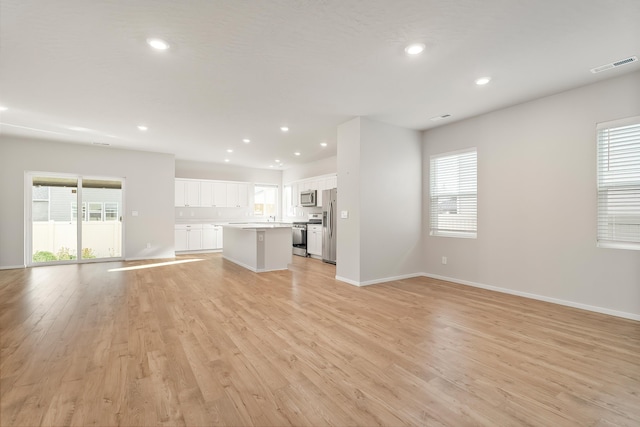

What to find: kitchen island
left=222, top=223, right=292, bottom=272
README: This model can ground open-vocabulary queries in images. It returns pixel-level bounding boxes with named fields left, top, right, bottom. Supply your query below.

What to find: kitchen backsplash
left=175, top=206, right=254, bottom=222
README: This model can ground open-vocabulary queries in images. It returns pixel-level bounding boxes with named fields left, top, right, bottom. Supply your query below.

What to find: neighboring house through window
left=88, top=202, right=103, bottom=221
left=71, top=202, right=87, bottom=222
left=105, top=202, right=119, bottom=221
left=32, top=186, right=50, bottom=221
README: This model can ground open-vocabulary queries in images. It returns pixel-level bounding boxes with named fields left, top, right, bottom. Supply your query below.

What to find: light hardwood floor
left=1, top=253, right=639, bottom=426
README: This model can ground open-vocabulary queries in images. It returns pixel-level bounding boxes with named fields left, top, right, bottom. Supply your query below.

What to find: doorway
left=27, top=173, right=124, bottom=265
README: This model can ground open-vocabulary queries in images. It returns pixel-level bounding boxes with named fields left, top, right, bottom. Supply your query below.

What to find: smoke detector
left=590, top=56, right=637, bottom=73
left=430, top=114, right=452, bottom=122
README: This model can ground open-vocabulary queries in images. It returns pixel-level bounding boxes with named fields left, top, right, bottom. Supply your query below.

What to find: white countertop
left=175, top=219, right=295, bottom=226
left=223, top=223, right=292, bottom=230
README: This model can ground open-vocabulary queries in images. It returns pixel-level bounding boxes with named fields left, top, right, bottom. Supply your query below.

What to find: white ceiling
left=1, top=0, right=639, bottom=169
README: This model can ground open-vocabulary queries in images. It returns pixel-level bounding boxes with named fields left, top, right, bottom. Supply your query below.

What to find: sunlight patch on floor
left=108, top=258, right=204, bottom=272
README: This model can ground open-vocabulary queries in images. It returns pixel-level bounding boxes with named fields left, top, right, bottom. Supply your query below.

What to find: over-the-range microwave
left=300, top=190, right=317, bottom=207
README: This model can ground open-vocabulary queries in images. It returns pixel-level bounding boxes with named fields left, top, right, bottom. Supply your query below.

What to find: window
left=105, top=202, right=119, bottom=221
left=597, top=116, right=640, bottom=250
left=254, top=185, right=278, bottom=218
left=284, top=185, right=294, bottom=217
left=430, top=148, right=477, bottom=238
left=88, top=202, right=103, bottom=221
left=71, top=202, right=87, bottom=221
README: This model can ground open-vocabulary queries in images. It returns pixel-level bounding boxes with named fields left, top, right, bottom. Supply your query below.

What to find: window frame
left=88, top=202, right=103, bottom=221
left=253, top=184, right=279, bottom=219
left=429, top=147, right=478, bottom=239
left=596, top=116, right=640, bottom=251
left=71, top=202, right=87, bottom=222
left=104, top=202, right=119, bottom=221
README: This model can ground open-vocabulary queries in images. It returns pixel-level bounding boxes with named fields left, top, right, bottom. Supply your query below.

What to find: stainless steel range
left=292, top=213, right=322, bottom=257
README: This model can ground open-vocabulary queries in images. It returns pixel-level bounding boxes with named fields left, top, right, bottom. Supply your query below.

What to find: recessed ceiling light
left=280, top=126, right=289, bottom=132
left=224, top=158, right=230, bottom=162
left=294, top=152, right=301, bottom=156
left=475, top=77, right=491, bottom=85
left=147, top=38, right=170, bottom=51
left=92, top=142, right=110, bottom=146
left=275, top=159, right=281, bottom=163
left=137, top=125, right=148, bottom=131
left=269, top=165, right=274, bottom=168
left=226, top=149, right=233, bottom=153
left=242, top=138, right=250, bottom=143
left=320, top=142, right=327, bottom=147
left=0, top=106, right=8, bottom=111
left=405, top=43, right=425, bottom=55
left=68, top=126, right=89, bottom=132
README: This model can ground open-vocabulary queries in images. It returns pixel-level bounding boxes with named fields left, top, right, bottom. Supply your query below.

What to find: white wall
left=337, top=118, right=362, bottom=282
left=282, top=156, right=337, bottom=183
left=176, top=159, right=282, bottom=184
left=0, top=136, right=176, bottom=267
left=337, top=117, right=423, bottom=284
left=423, top=71, right=640, bottom=318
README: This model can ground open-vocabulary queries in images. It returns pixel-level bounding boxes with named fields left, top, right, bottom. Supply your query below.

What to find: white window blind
left=597, top=116, right=640, bottom=250
left=430, top=148, right=477, bottom=238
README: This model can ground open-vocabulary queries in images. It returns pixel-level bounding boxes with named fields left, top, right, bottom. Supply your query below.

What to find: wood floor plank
left=1, top=253, right=639, bottom=426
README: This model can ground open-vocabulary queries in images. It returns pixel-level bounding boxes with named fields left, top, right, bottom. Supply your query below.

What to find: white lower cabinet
left=202, top=224, right=223, bottom=250
left=307, top=224, right=322, bottom=256
left=175, top=224, right=203, bottom=251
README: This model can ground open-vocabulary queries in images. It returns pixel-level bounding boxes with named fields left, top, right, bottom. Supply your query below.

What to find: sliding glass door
left=81, top=179, right=123, bottom=260
left=28, top=173, right=124, bottom=265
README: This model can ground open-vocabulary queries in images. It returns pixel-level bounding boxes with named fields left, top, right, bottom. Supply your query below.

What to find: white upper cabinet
left=326, top=175, right=337, bottom=189
left=238, top=183, right=249, bottom=207
left=291, top=182, right=299, bottom=207
left=200, top=181, right=214, bottom=207
left=227, top=182, right=249, bottom=207
left=175, top=179, right=250, bottom=208
left=227, top=183, right=239, bottom=207
left=284, top=173, right=336, bottom=213
left=213, top=182, right=227, bottom=207
left=175, top=179, right=201, bottom=207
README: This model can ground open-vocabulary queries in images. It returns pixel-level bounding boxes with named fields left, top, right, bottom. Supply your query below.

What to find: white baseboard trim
left=222, top=256, right=287, bottom=273
left=335, top=275, right=359, bottom=286
left=175, top=249, right=222, bottom=255
left=422, top=273, right=640, bottom=321
left=336, top=273, right=425, bottom=287
left=0, top=265, right=26, bottom=270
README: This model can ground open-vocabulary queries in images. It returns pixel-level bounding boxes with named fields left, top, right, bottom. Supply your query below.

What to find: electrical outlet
left=442, top=256, right=447, bottom=265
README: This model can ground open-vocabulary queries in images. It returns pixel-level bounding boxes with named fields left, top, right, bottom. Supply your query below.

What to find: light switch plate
left=341, top=210, right=349, bottom=219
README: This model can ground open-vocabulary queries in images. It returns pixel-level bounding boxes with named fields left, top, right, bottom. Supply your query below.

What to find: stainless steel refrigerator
left=322, top=188, right=337, bottom=264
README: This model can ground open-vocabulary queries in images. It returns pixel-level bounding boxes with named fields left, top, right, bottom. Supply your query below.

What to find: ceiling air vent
left=590, top=56, right=637, bottom=73
left=430, top=114, right=451, bottom=122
